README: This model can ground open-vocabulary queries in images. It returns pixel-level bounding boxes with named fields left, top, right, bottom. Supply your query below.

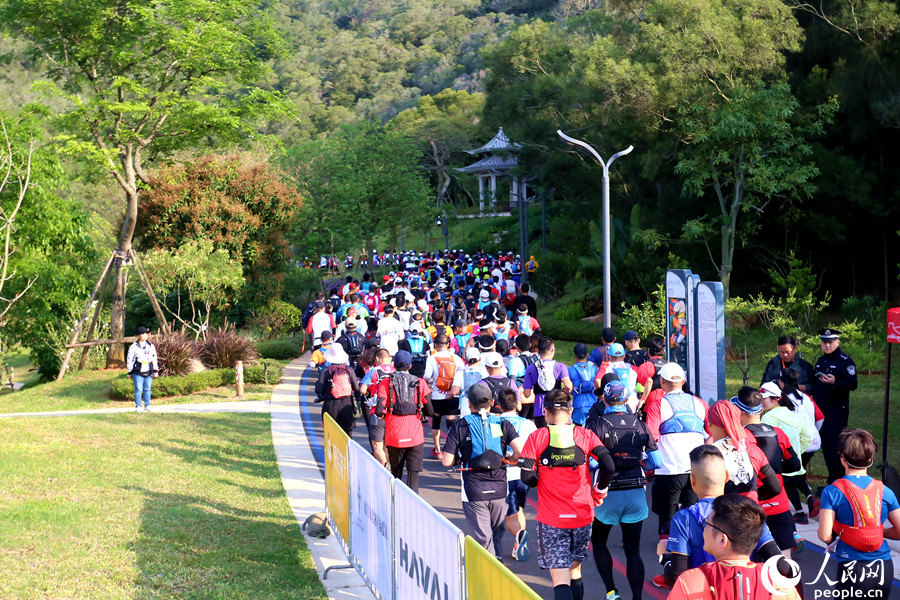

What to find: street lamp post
left=557, top=130, right=633, bottom=328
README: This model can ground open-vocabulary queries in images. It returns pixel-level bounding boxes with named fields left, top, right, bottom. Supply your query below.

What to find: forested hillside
left=0, top=0, right=898, bottom=376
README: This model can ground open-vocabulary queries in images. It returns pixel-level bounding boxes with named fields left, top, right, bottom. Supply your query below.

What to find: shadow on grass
left=127, top=486, right=325, bottom=599
left=139, top=413, right=278, bottom=475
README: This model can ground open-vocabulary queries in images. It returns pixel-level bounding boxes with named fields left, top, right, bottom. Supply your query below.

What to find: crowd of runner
left=303, top=249, right=900, bottom=600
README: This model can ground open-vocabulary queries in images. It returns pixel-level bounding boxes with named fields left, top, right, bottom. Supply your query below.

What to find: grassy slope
left=0, top=412, right=326, bottom=600
left=0, top=370, right=276, bottom=414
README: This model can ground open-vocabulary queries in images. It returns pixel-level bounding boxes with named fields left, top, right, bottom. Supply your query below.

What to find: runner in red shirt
left=518, top=390, right=615, bottom=600
left=375, top=350, right=434, bottom=493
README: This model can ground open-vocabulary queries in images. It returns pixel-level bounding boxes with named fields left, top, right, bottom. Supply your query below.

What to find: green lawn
left=0, top=369, right=274, bottom=414
left=0, top=412, right=326, bottom=600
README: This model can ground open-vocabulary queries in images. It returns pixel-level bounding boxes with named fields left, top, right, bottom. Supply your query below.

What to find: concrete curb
left=270, top=357, right=375, bottom=600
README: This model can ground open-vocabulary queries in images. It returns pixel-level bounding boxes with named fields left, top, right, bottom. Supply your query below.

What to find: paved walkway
left=270, top=358, right=375, bottom=600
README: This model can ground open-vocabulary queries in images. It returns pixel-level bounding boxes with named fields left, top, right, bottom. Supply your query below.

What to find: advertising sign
left=888, top=308, right=900, bottom=344
left=393, top=480, right=464, bottom=600
left=665, top=270, right=692, bottom=377
left=350, top=442, right=394, bottom=600
left=323, top=413, right=350, bottom=547
left=695, top=282, right=726, bottom=404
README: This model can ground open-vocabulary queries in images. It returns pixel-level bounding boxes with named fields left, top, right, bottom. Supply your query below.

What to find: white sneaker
left=135, top=406, right=144, bottom=413
left=143, top=405, right=152, bottom=412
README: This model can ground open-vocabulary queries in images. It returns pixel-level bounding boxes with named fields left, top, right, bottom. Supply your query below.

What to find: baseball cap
left=516, top=305, right=528, bottom=315
left=759, top=382, right=782, bottom=399
left=601, top=326, right=617, bottom=343
left=658, top=362, right=685, bottom=382
left=609, top=343, right=625, bottom=357
left=603, top=380, right=629, bottom=403
left=393, top=350, right=413, bottom=368
left=382, top=275, right=391, bottom=283
left=482, top=352, right=504, bottom=368
left=135, top=325, right=149, bottom=335
left=479, top=289, right=490, bottom=300
left=345, top=319, right=357, bottom=329
left=623, top=331, right=639, bottom=341
left=466, top=382, right=492, bottom=405
left=573, top=343, right=588, bottom=358
left=464, top=347, right=481, bottom=362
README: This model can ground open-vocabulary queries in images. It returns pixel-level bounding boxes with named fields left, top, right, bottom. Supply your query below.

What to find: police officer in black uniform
left=811, top=328, right=858, bottom=484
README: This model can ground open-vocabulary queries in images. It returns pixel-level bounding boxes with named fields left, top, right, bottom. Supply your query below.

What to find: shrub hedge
left=109, top=362, right=285, bottom=400
left=539, top=316, right=605, bottom=344
left=256, top=339, right=303, bottom=360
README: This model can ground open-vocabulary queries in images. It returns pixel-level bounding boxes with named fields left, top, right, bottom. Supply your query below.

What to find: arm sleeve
left=590, top=443, right=615, bottom=490
left=315, top=369, right=329, bottom=396
left=664, top=553, right=691, bottom=585
left=756, top=461, right=783, bottom=498
left=518, top=434, right=541, bottom=487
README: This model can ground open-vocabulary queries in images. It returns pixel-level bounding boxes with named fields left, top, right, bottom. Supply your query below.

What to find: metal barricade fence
left=321, top=413, right=538, bottom=600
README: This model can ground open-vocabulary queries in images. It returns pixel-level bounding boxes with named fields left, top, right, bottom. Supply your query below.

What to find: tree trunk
left=107, top=187, right=139, bottom=368
left=720, top=216, right=737, bottom=300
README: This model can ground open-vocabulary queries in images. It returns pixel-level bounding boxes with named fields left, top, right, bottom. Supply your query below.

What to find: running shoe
left=144, top=405, right=152, bottom=412
left=652, top=575, right=673, bottom=590
left=808, top=495, right=821, bottom=518
left=793, top=531, right=806, bottom=554
left=513, top=529, right=530, bottom=562
left=135, top=406, right=143, bottom=413
left=793, top=511, right=809, bottom=525
left=606, top=591, right=622, bottom=600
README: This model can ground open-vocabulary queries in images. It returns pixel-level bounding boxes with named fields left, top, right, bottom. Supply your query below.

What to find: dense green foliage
left=0, top=0, right=898, bottom=373
left=109, top=363, right=285, bottom=399
left=256, top=339, right=304, bottom=360
left=283, top=120, right=434, bottom=255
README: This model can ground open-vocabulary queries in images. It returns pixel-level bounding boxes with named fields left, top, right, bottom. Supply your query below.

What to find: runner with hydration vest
left=442, top=382, right=525, bottom=559
left=585, top=380, right=662, bottom=600
left=314, top=345, right=360, bottom=435
left=568, top=343, right=599, bottom=425
left=518, top=389, right=616, bottom=600
left=375, top=350, right=434, bottom=493
left=423, top=335, right=465, bottom=458
left=818, top=428, right=900, bottom=600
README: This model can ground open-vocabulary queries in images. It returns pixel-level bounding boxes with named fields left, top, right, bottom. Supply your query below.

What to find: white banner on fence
left=349, top=441, right=394, bottom=600
left=393, top=479, right=464, bottom=600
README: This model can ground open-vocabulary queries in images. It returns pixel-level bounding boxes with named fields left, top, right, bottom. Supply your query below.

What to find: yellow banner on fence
left=465, top=536, right=542, bottom=600
left=323, top=413, right=350, bottom=546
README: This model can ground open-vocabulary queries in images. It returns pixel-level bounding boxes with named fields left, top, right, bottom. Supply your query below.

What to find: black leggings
left=592, top=520, right=645, bottom=600
left=787, top=452, right=816, bottom=511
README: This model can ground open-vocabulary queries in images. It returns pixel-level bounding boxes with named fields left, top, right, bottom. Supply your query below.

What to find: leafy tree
left=137, top=154, right=302, bottom=303
left=143, top=240, right=244, bottom=339
left=675, top=81, right=837, bottom=297
left=0, top=0, right=293, bottom=367
left=284, top=120, right=434, bottom=255
left=390, top=89, right=487, bottom=208
left=0, top=109, right=99, bottom=378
